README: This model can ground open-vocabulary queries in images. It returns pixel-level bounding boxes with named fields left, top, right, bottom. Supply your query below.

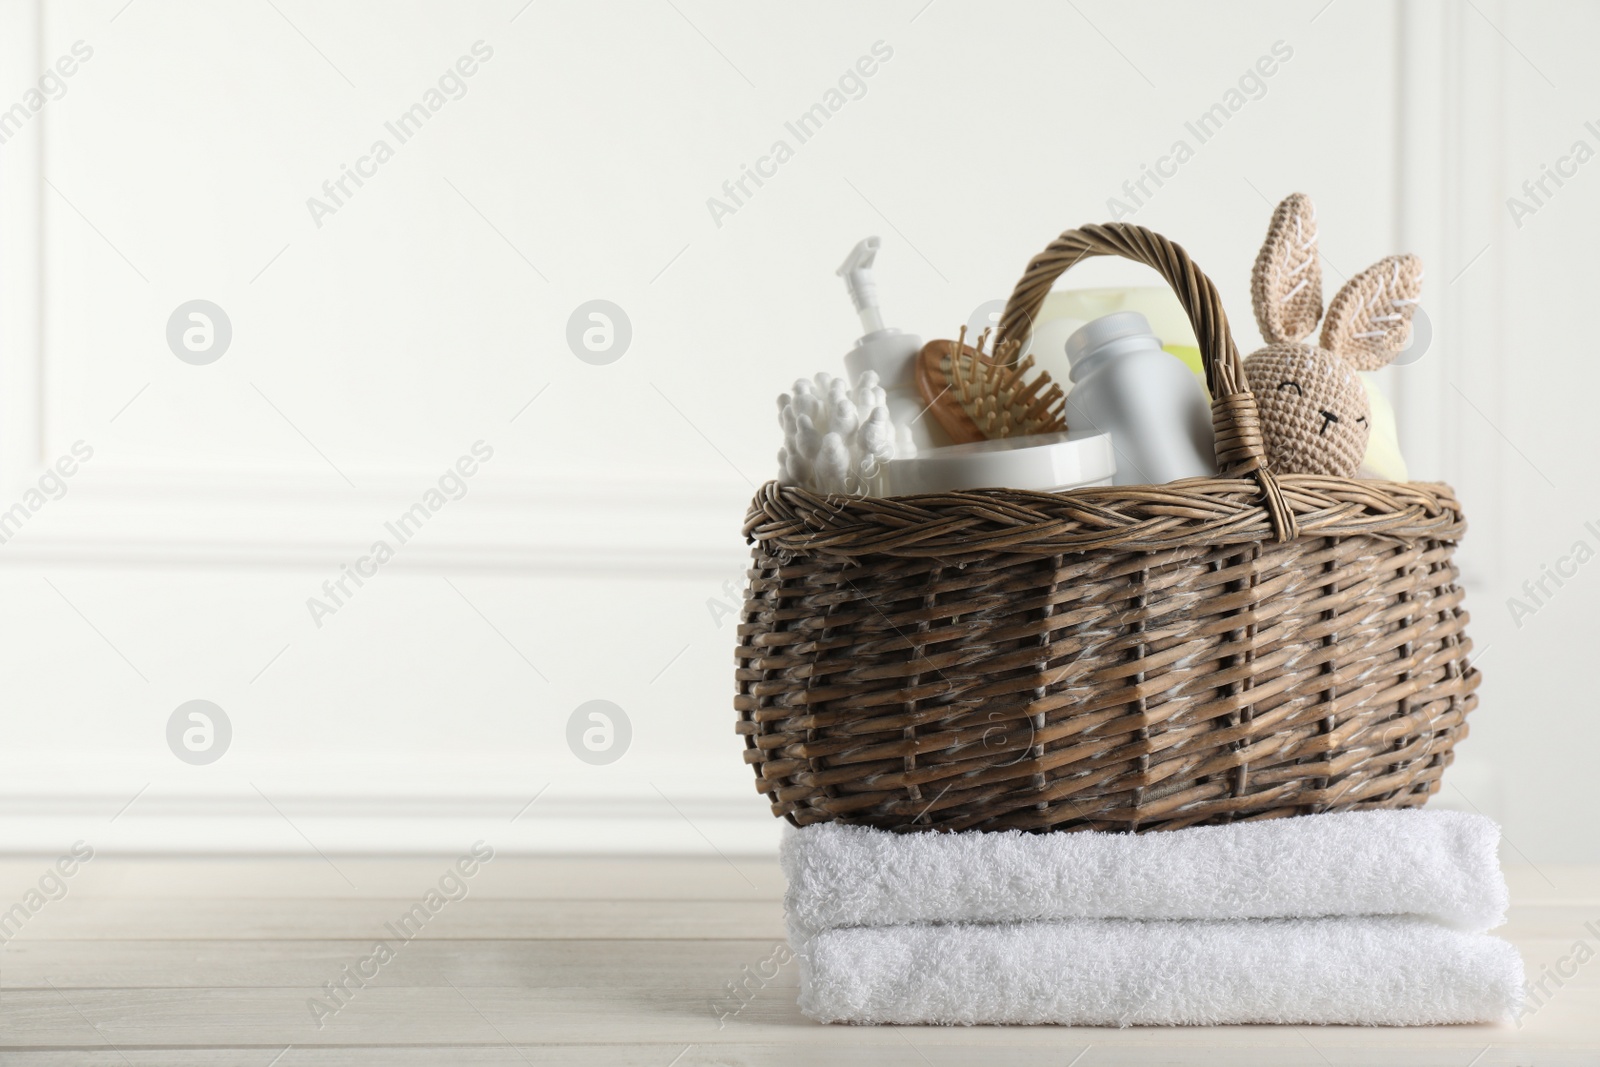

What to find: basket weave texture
left=734, top=222, right=1477, bottom=833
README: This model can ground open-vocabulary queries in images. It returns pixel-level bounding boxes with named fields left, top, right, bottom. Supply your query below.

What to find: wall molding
left=0, top=753, right=780, bottom=855
left=1391, top=0, right=1505, bottom=589
left=0, top=4, right=756, bottom=577
left=0, top=793, right=780, bottom=855
left=0, top=0, right=45, bottom=488
left=0, top=464, right=753, bottom=574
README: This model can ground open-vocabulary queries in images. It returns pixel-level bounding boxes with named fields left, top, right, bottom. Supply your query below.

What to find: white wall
left=0, top=0, right=1592, bottom=860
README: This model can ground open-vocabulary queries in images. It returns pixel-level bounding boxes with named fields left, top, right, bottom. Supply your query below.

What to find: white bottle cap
left=883, top=432, right=1116, bottom=495
left=1065, top=311, right=1160, bottom=379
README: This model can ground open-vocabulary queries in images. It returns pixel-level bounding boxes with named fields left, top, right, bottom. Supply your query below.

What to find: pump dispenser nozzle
left=837, top=237, right=885, bottom=336
left=834, top=237, right=947, bottom=452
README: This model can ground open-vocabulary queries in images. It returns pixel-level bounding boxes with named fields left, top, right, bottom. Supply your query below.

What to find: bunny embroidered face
left=1250, top=344, right=1370, bottom=476
left=1244, top=193, right=1423, bottom=478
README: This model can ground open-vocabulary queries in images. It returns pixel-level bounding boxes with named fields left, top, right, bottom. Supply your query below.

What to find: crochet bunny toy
left=1245, top=193, right=1422, bottom=478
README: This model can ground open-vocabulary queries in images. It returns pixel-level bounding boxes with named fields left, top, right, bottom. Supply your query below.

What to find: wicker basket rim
left=744, top=476, right=1464, bottom=560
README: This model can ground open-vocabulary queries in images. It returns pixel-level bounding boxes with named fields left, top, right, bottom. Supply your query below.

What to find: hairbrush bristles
left=914, top=327, right=1067, bottom=444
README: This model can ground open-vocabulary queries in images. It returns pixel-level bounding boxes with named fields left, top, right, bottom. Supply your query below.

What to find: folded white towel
left=783, top=809, right=1507, bottom=936
left=796, top=916, right=1524, bottom=1026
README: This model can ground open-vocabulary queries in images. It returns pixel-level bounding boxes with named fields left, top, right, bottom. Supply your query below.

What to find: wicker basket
left=735, top=221, right=1477, bottom=834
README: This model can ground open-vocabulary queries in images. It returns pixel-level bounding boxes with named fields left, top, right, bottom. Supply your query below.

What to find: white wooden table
left=0, top=855, right=1594, bottom=1065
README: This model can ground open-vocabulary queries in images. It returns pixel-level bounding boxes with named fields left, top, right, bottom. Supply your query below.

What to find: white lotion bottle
left=837, top=238, right=949, bottom=453
left=1063, top=311, right=1215, bottom=485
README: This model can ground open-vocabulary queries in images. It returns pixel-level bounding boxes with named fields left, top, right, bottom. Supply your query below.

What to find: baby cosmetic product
left=884, top=431, right=1115, bottom=496
left=838, top=238, right=951, bottom=452
left=1027, top=286, right=1206, bottom=390
left=1063, top=312, right=1215, bottom=486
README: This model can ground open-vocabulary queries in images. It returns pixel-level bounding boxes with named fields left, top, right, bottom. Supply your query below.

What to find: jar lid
left=884, top=431, right=1116, bottom=495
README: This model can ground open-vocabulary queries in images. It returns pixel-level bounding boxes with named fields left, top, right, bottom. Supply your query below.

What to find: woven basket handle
left=996, top=222, right=1298, bottom=542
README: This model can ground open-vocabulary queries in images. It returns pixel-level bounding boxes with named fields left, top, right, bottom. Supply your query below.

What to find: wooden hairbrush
left=915, top=326, right=1067, bottom=444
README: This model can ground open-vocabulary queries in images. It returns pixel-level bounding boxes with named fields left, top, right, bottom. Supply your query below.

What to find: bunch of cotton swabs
left=776, top=371, right=913, bottom=497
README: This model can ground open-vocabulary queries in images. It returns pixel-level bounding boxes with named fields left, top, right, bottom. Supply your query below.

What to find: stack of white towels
left=783, top=809, right=1523, bottom=1026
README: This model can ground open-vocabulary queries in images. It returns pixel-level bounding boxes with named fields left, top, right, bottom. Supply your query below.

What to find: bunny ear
left=1320, top=253, right=1424, bottom=370
left=1251, top=193, right=1322, bottom=345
